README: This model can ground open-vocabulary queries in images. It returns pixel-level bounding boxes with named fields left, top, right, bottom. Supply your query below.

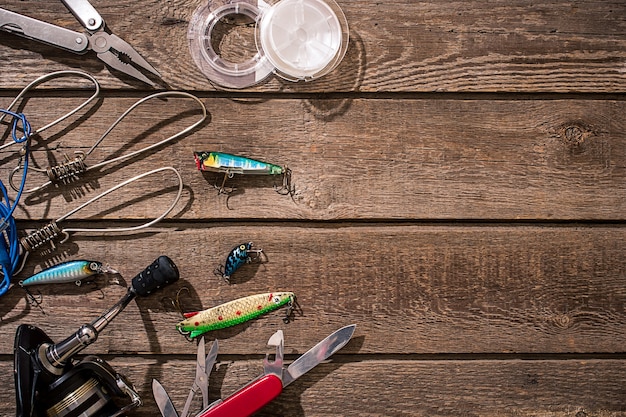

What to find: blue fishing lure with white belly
left=20, top=260, right=118, bottom=287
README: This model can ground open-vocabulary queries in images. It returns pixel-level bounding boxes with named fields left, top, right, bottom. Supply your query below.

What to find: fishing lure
left=19, top=260, right=118, bottom=287
left=214, top=242, right=263, bottom=283
left=176, top=292, right=296, bottom=339
left=193, top=151, right=292, bottom=195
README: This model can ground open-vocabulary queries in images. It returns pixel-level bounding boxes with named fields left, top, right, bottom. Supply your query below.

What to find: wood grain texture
left=0, top=0, right=625, bottom=415
left=0, top=96, right=624, bottom=221
left=1, top=358, right=626, bottom=417
left=0, top=225, right=624, bottom=355
left=0, top=1, right=625, bottom=92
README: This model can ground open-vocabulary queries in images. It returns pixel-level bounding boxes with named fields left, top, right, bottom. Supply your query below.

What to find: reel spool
left=41, top=356, right=140, bottom=417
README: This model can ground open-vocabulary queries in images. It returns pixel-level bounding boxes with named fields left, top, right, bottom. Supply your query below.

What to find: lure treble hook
left=19, top=166, right=183, bottom=263
left=10, top=91, right=207, bottom=193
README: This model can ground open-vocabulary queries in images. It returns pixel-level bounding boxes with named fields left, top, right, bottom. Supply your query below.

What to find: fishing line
left=0, top=109, right=31, bottom=296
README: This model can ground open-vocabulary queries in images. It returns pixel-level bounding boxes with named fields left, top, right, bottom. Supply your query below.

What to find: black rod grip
left=131, top=255, right=179, bottom=297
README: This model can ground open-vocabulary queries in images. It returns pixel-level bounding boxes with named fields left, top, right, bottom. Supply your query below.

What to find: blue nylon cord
left=0, top=109, right=30, bottom=296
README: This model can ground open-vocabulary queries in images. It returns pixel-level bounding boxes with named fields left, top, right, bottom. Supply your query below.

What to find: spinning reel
left=14, top=255, right=180, bottom=417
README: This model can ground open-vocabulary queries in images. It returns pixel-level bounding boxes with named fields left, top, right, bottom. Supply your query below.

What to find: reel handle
left=131, top=255, right=179, bottom=297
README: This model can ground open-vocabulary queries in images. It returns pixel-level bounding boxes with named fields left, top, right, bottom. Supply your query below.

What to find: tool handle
left=60, top=0, right=103, bottom=31
left=197, top=374, right=283, bottom=417
left=131, top=255, right=179, bottom=297
left=0, top=8, right=88, bottom=53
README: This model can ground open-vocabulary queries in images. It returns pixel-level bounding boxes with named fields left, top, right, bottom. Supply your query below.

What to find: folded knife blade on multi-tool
left=0, top=0, right=161, bottom=87
left=153, top=324, right=356, bottom=417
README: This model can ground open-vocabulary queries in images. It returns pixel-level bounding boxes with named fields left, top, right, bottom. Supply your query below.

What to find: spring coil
left=46, top=153, right=87, bottom=184
left=20, top=222, right=67, bottom=253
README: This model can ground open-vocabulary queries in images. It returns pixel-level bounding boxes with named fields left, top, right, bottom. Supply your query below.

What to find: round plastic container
left=187, top=0, right=274, bottom=89
left=257, top=0, right=349, bottom=81
left=188, top=0, right=348, bottom=88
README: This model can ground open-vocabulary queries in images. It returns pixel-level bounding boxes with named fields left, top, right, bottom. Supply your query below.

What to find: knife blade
left=196, top=324, right=356, bottom=417
left=283, top=324, right=356, bottom=387
left=153, top=379, right=179, bottom=417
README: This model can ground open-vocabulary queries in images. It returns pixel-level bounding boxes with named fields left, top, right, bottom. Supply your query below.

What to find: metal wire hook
left=20, top=286, right=46, bottom=315
left=10, top=91, right=207, bottom=193
left=0, top=70, right=100, bottom=151
left=19, top=166, right=183, bottom=262
left=162, top=286, right=192, bottom=319
left=283, top=294, right=300, bottom=323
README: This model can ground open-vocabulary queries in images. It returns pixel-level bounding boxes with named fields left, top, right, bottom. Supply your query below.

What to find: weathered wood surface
left=1, top=225, right=626, bottom=355
left=0, top=0, right=625, bottom=416
left=0, top=96, right=624, bottom=221
left=0, top=1, right=625, bottom=92
left=2, top=358, right=626, bottom=417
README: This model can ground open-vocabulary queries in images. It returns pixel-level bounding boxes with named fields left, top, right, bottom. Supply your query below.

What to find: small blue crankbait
left=214, top=242, right=263, bottom=283
left=20, top=260, right=119, bottom=287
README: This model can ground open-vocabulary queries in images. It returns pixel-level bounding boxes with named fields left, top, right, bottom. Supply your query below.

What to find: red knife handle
left=197, top=374, right=283, bottom=417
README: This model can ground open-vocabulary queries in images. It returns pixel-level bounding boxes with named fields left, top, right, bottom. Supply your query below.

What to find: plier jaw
left=0, top=0, right=162, bottom=87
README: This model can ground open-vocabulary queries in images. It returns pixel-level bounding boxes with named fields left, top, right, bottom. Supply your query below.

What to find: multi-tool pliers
left=0, top=0, right=161, bottom=86
left=153, top=324, right=356, bottom=417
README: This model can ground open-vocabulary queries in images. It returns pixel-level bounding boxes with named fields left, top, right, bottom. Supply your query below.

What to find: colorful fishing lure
left=19, top=260, right=118, bottom=287
left=176, top=292, right=295, bottom=339
left=214, top=242, right=263, bottom=283
left=193, top=151, right=292, bottom=195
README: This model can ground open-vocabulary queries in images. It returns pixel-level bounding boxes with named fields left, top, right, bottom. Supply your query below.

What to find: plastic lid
left=258, top=0, right=349, bottom=81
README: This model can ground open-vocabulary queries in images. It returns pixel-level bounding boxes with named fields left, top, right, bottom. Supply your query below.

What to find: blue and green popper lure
left=194, top=151, right=292, bottom=195
left=214, top=242, right=263, bottom=283
left=20, top=260, right=118, bottom=287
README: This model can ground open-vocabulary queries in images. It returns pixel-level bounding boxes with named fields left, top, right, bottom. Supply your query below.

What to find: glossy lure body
left=215, top=242, right=263, bottom=283
left=176, top=292, right=295, bottom=339
left=194, top=151, right=285, bottom=175
left=194, top=151, right=292, bottom=195
left=20, top=260, right=118, bottom=287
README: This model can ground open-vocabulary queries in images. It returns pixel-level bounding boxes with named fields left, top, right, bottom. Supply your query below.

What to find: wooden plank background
left=0, top=0, right=625, bottom=416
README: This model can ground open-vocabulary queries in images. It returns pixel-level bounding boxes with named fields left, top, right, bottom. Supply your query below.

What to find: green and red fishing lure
left=176, top=292, right=295, bottom=339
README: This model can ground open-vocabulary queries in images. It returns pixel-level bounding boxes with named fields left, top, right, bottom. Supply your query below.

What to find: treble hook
left=21, top=286, right=45, bottom=315
left=10, top=91, right=207, bottom=193
left=274, top=167, right=294, bottom=196
left=215, top=168, right=293, bottom=196
left=162, top=286, right=192, bottom=319
left=0, top=70, right=100, bottom=153
left=283, top=294, right=301, bottom=323
left=18, top=166, right=183, bottom=266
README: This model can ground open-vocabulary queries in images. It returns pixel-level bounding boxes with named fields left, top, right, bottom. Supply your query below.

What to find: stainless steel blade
left=282, top=324, right=356, bottom=387
left=203, top=339, right=219, bottom=407
left=152, top=379, right=179, bottom=417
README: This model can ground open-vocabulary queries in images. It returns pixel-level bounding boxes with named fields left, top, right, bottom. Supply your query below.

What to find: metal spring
left=46, top=153, right=87, bottom=184
left=20, top=222, right=68, bottom=253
